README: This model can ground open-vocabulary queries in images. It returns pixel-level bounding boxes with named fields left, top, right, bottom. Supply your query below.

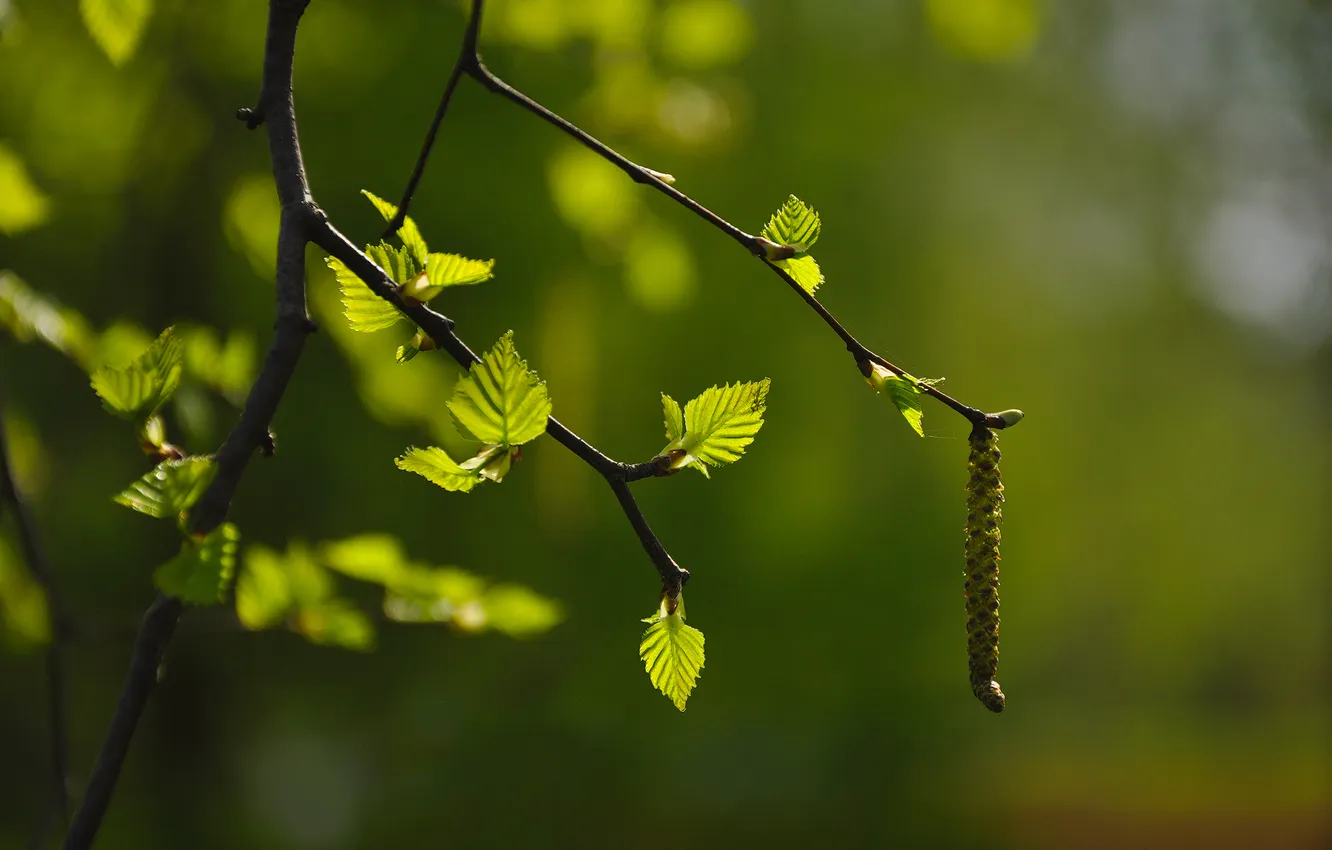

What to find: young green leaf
left=318, top=534, right=407, bottom=585
left=761, top=195, right=822, bottom=252
left=395, top=446, right=485, bottom=492
left=153, top=523, right=239, bottom=605
left=80, top=0, right=153, bottom=66
left=90, top=326, right=183, bottom=419
left=639, top=594, right=705, bottom=711
left=408, top=253, right=495, bottom=301
left=864, top=362, right=930, bottom=437
left=361, top=189, right=428, bottom=267
left=656, top=379, right=769, bottom=476
left=447, top=331, right=552, bottom=447
left=113, top=456, right=216, bottom=520
left=771, top=255, right=824, bottom=295
left=327, top=256, right=401, bottom=332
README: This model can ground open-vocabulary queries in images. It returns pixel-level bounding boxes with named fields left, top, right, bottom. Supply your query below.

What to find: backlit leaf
left=447, top=331, right=551, bottom=447
left=361, top=190, right=428, bottom=267
left=394, top=446, right=484, bottom=492
left=656, top=379, right=769, bottom=476
left=327, top=254, right=403, bottom=333
left=771, top=254, right=824, bottom=295
left=113, top=456, right=216, bottom=520
left=761, top=195, right=821, bottom=252
left=639, top=594, right=705, bottom=711
left=295, top=598, right=375, bottom=651
left=90, top=326, right=183, bottom=419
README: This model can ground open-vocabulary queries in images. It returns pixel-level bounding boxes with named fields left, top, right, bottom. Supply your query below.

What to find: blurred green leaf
left=639, top=594, right=704, bottom=711
left=90, top=326, right=183, bottom=419
left=656, top=379, right=769, bottom=476
left=0, top=272, right=94, bottom=365
left=236, top=544, right=294, bottom=630
left=113, top=456, right=216, bottom=520
left=448, top=331, right=552, bottom=447
left=0, top=144, right=52, bottom=235
left=153, top=523, right=239, bottom=605
left=80, top=0, right=153, bottom=66
left=361, top=189, right=428, bottom=267
left=295, top=598, right=375, bottom=651
left=482, top=584, right=564, bottom=638
left=762, top=194, right=821, bottom=252
left=318, top=533, right=407, bottom=585
left=0, top=535, right=51, bottom=651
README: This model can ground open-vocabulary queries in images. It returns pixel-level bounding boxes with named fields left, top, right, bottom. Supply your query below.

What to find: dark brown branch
left=392, top=1, right=1013, bottom=431
left=0, top=402, right=70, bottom=844
left=61, top=3, right=319, bottom=848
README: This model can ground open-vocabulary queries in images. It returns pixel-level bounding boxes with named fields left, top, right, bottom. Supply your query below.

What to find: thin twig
left=381, top=0, right=484, bottom=238
left=0, top=403, right=70, bottom=846
left=386, top=0, right=1009, bottom=430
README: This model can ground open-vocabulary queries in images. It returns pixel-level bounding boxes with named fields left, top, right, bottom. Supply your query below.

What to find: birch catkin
left=965, top=426, right=1006, bottom=712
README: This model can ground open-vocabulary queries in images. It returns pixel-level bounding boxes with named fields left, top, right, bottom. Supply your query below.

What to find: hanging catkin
left=965, top=426, right=1006, bottom=712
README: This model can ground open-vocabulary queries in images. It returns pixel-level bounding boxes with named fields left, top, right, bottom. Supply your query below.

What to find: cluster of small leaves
left=640, top=594, right=705, bottom=711
left=91, top=326, right=239, bottom=604
left=397, top=331, right=553, bottom=491
left=654, top=379, right=769, bottom=477
left=326, top=190, right=493, bottom=362
left=234, top=533, right=562, bottom=650
left=760, top=195, right=824, bottom=295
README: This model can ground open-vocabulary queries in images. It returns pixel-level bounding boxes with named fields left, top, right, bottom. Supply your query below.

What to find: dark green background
left=1, top=1, right=1328, bottom=848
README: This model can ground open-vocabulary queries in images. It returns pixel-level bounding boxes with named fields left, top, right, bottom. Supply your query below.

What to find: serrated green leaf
left=771, top=255, right=824, bottom=295
left=405, top=253, right=495, bottom=302
left=366, top=241, right=419, bottom=285
left=662, top=393, right=684, bottom=443
left=447, top=331, right=552, bottom=447
left=236, top=545, right=293, bottom=629
left=80, top=0, right=153, bottom=66
left=395, top=446, right=484, bottom=492
left=295, top=598, right=375, bottom=651
left=361, top=190, right=428, bottom=267
left=761, top=195, right=821, bottom=252
left=90, top=326, right=183, bottom=419
left=153, top=523, right=239, bottom=605
left=318, top=534, right=407, bottom=585
left=639, top=594, right=704, bottom=711
left=113, top=456, right=216, bottom=520
left=657, top=379, right=769, bottom=476
left=326, top=255, right=402, bottom=333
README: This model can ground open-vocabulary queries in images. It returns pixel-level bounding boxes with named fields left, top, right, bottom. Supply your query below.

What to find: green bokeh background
left=1, top=0, right=1328, bottom=847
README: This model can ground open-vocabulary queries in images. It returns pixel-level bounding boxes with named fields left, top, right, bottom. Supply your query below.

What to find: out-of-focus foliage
left=1, top=0, right=1329, bottom=847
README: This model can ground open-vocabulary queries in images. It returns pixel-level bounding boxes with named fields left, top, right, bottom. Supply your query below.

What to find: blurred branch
left=0, top=402, right=70, bottom=849
left=388, top=0, right=1011, bottom=431
left=62, top=2, right=321, bottom=849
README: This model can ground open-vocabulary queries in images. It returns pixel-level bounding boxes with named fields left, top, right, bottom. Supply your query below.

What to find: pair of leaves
left=640, top=594, right=705, bottom=711
left=397, top=332, right=552, bottom=492
left=761, top=195, right=824, bottom=295
left=90, top=327, right=182, bottom=420
left=655, top=379, right=769, bottom=477
left=327, top=190, right=494, bottom=335
left=863, top=362, right=943, bottom=438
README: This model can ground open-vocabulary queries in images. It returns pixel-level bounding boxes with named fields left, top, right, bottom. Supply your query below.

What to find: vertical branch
left=0, top=403, right=70, bottom=844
